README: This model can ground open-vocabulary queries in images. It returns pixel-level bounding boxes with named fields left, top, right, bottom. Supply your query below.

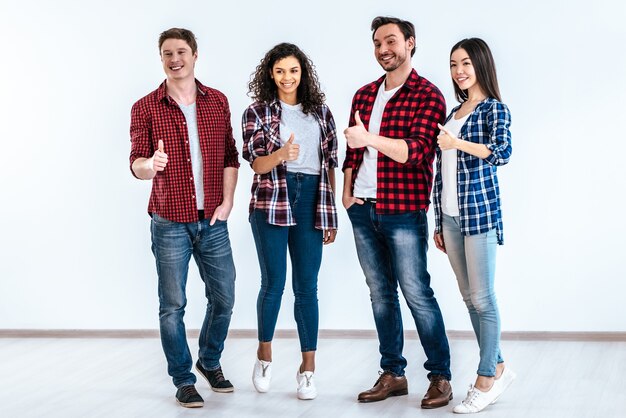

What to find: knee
left=470, top=292, right=497, bottom=314
left=159, top=298, right=186, bottom=319
left=260, top=280, right=285, bottom=298
left=294, top=285, right=318, bottom=304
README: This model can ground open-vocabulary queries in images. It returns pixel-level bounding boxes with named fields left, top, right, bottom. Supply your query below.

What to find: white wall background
left=0, top=0, right=624, bottom=332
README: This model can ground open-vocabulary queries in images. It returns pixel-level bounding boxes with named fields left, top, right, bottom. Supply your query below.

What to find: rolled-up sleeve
left=342, top=96, right=360, bottom=172
left=484, top=102, right=512, bottom=166
left=324, top=106, right=339, bottom=169
left=404, top=89, right=446, bottom=165
left=241, top=107, right=269, bottom=165
left=129, top=101, right=152, bottom=178
left=220, top=96, right=240, bottom=169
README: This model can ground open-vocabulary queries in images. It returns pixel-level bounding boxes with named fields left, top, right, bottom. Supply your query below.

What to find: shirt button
left=189, top=177, right=193, bottom=181
left=187, top=159, right=190, bottom=162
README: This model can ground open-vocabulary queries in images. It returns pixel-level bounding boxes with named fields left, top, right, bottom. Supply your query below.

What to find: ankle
left=257, top=345, right=272, bottom=362
left=299, top=363, right=315, bottom=373
left=495, top=363, right=505, bottom=379
left=475, top=376, right=494, bottom=392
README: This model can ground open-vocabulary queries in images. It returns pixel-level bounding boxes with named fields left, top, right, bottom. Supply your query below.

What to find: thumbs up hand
left=437, top=123, right=460, bottom=151
left=278, top=133, right=300, bottom=163
left=344, top=110, right=370, bottom=149
left=150, top=139, right=168, bottom=172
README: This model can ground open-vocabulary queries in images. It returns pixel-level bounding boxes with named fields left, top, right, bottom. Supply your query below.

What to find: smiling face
left=271, top=55, right=301, bottom=104
left=160, top=38, right=197, bottom=82
left=373, top=23, right=414, bottom=73
left=450, top=47, right=483, bottom=96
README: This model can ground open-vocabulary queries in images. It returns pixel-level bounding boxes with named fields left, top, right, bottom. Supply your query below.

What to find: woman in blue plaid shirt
left=242, top=43, right=339, bottom=401
left=432, top=38, right=515, bottom=414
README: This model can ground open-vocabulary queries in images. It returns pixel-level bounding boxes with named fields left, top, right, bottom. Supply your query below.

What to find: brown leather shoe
left=421, top=375, right=453, bottom=409
left=357, top=371, right=408, bottom=403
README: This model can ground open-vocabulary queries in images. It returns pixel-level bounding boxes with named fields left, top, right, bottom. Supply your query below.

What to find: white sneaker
left=490, top=367, right=517, bottom=404
left=252, top=358, right=272, bottom=393
left=453, top=384, right=499, bottom=414
left=296, top=370, right=317, bottom=400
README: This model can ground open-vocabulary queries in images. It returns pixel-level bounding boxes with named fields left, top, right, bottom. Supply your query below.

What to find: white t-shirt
left=441, top=112, right=470, bottom=216
left=353, top=81, right=401, bottom=198
left=179, top=102, right=204, bottom=210
left=279, top=101, right=321, bottom=175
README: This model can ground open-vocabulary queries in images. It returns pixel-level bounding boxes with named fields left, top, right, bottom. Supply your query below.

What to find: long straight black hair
left=451, top=38, right=501, bottom=103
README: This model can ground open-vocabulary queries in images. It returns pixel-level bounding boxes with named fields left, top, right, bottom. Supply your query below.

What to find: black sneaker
left=195, top=360, right=234, bottom=393
left=175, top=385, right=204, bottom=408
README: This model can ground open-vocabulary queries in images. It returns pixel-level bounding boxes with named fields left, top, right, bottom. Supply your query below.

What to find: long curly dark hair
left=248, top=43, right=325, bottom=115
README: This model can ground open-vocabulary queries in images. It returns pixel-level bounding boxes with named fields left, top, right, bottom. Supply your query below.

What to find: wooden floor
left=1, top=336, right=624, bottom=418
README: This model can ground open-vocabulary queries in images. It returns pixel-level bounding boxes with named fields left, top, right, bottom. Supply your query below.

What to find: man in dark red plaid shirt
left=342, top=17, right=452, bottom=409
left=129, top=28, right=239, bottom=409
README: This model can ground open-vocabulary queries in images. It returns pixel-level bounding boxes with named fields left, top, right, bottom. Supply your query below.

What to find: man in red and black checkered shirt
left=129, top=28, right=239, bottom=409
left=342, top=16, right=452, bottom=409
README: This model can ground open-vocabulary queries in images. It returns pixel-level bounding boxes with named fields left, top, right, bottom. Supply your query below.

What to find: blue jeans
left=150, top=214, right=236, bottom=388
left=250, top=172, right=323, bottom=352
left=442, top=214, right=503, bottom=377
left=347, top=203, right=451, bottom=379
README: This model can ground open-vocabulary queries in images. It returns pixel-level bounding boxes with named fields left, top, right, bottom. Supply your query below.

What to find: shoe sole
left=252, top=380, right=270, bottom=393
left=195, top=364, right=235, bottom=393
left=421, top=392, right=453, bottom=409
left=176, top=399, right=204, bottom=408
left=358, top=389, right=408, bottom=403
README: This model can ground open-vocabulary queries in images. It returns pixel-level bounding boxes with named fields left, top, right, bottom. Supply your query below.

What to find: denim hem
left=427, top=372, right=452, bottom=381
left=175, top=380, right=197, bottom=389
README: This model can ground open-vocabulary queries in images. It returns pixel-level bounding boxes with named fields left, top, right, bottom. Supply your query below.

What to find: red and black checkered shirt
left=342, top=69, right=446, bottom=214
left=129, top=80, right=240, bottom=223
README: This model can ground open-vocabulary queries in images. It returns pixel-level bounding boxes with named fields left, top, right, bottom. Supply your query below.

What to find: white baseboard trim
left=0, top=329, right=624, bottom=341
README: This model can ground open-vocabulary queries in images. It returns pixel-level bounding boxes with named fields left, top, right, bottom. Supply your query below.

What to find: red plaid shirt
left=129, top=80, right=240, bottom=223
left=342, top=69, right=446, bottom=214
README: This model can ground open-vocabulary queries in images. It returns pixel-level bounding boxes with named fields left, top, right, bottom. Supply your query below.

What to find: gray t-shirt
left=279, top=101, right=321, bottom=175
left=179, top=102, right=204, bottom=210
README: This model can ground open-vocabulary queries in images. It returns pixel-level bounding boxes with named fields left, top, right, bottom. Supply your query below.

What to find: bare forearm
left=131, top=157, right=157, bottom=180
left=222, top=167, right=238, bottom=204
left=251, top=153, right=283, bottom=174
left=342, top=168, right=353, bottom=199
left=328, top=168, right=336, bottom=195
left=369, top=134, right=409, bottom=163
left=456, top=139, right=491, bottom=159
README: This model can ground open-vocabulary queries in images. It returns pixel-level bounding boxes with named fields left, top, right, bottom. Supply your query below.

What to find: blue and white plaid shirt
left=433, top=98, right=512, bottom=244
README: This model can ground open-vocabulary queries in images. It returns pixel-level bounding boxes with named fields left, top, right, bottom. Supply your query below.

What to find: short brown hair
left=371, top=16, right=416, bottom=57
left=158, top=28, right=198, bottom=55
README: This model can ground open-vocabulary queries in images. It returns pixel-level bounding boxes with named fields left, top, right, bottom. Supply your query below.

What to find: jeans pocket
left=346, top=202, right=361, bottom=215
left=151, top=213, right=174, bottom=226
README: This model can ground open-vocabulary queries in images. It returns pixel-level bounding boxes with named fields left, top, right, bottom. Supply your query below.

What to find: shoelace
left=462, top=385, right=480, bottom=406
left=376, top=370, right=395, bottom=387
left=429, top=377, right=447, bottom=392
left=212, top=368, right=225, bottom=382
left=181, top=386, right=198, bottom=397
left=302, top=374, right=312, bottom=387
left=261, top=363, right=269, bottom=377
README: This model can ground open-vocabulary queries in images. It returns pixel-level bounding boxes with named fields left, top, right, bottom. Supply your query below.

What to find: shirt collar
left=157, top=79, right=207, bottom=105
left=370, top=68, right=420, bottom=93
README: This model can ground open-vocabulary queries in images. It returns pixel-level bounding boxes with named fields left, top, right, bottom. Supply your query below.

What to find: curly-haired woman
left=241, top=43, right=338, bottom=400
